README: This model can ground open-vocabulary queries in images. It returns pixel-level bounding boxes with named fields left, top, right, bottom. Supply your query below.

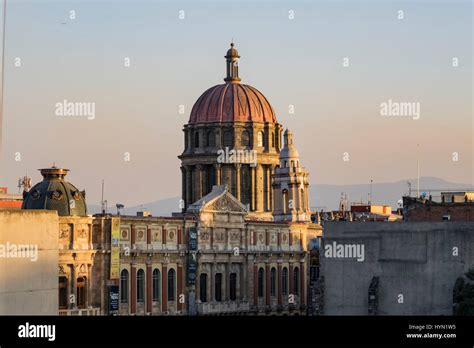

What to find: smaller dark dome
left=21, top=166, right=87, bottom=216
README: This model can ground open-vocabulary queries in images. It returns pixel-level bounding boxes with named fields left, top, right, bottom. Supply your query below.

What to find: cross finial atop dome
left=225, top=42, right=241, bottom=83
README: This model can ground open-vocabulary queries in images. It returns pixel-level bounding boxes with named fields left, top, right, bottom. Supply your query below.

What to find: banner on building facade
left=109, top=285, right=119, bottom=314
left=110, top=218, right=120, bottom=279
left=187, top=227, right=198, bottom=285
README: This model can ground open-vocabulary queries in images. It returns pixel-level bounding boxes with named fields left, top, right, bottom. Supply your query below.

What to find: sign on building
left=109, top=285, right=119, bottom=314
left=187, top=227, right=198, bottom=285
left=110, top=218, right=120, bottom=279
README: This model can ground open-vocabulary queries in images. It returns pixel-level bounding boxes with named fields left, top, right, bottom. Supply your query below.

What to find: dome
left=189, top=83, right=277, bottom=124
left=188, top=43, right=277, bottom=124
left=226, top=43, right=240, bottom=58
left=280, top=146, right=300, bottom=160
left=21, top=167, right=87, bottom=216
left=280, top=129, right=300, bottom=165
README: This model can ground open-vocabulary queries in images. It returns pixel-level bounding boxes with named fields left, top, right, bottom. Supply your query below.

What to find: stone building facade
left=319, top=221, right=474, bottom=315
left=403, top=196, right=474, bottom=222
left=19, top=43, right=321, bottom=316
left=22, top=167, right=98, bottom=315
left=0, top=210, right=59, bottom=315
left=90, top=44, right=321, bottom=316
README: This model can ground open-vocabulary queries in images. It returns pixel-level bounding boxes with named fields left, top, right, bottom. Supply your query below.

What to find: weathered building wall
left=321, top=222, right=474, bottom=315
left=0, top=210, right=59, bottom=315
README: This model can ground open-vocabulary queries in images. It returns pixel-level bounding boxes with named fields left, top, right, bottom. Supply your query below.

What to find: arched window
left=223, top=130, right=233, bottom=147
left=199, top=273, right=207, bottom=302
left=257, top=131, right=263, bottom=147
left=120, top=270, right=129, bottom=303
left=229, top=273, right=237, bottom=301
left=282, top=267, right=288, bottom=295
left=167, top=269, right=175, bottom=301
left=206, top=131, right=215, bottom=147
left=241, top=130, right=250, bottom=147
left=258, top=268, right=264, bottom=298
left=215, top=273, right=223, bottom=302
left=194, top=132, right=200, bottom=148
left=293, top=267, right=300, bottom=296
left=59, top=276, right=68, bottom=309
left=270, top=267, right=277, bottom=297
left=271, top=132, right=275, bottom=148
left=152, top=269, right=160, bottom=302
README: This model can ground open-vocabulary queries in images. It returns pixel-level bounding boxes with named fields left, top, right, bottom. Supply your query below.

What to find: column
left=196, top=263, right=201, bottom=303
left=225, top=262, right=231, bottom=301
left=86, top=264, right=93, bottom=308
left=236, top=264, right=241, bottom=300
left=207, top=266, right=212, bottom=304
left=130, top=225, right=136, bottom=246
left=177, top=264, right=183, bottom=311
left=255, top=164, right=263, bottom=212
left=235, top=164, right=241, bottom=202
left=214, top=164, right=221, bottom=186
left=177, top=227, right=182, bottom=245
left=162, top=264, right=167, bottom=312
left=265, top=263, right=270, bottom=307
left=269, top=166, right=273, bottom=212
left=253, top=264, right=258, bottom=306
left=277, top=263, right=282, bottom=306
left=289, top=265, right=294, bottom=296
left=146, top=264, right=152, bottom=313
left=300, top=261, right=305, bottom=306
left=250, top=166, right=256, bottom=211
left=211, top=263, right=216, bottom=302
left=181, top=166, right=186, bottom=211
left=266, top=166, right=271, bottom=212
left=147, top=227, right=151, bottom=245
left=130, top=264, right=137, bottom=314
left=242, top=262, right=248, bottom=301
left=69, top=264, right=77, bottom=309
left=195, top=164, right=203, bottom=201
left=185, top=166, right=192, bottom=207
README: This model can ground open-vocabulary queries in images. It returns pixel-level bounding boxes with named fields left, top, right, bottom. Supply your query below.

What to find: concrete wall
left=0, top=210, right=59, bottom=314
left=321, top=222, right=474, bottom=315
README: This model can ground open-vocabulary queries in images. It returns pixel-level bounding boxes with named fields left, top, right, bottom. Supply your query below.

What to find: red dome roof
left=189, top=82, right=277, bottom=124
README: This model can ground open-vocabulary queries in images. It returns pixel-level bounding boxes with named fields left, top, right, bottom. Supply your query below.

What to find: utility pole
left=369, top=179, right=373, bottom=205
left=0, top=0, right=7, bottom=159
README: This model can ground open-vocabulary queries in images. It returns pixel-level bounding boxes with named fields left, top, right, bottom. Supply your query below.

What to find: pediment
left=187, top=186, right=247, bottom=214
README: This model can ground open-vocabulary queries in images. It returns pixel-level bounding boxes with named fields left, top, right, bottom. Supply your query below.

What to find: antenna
left=417, top=143, right=420, bottom=198
left=101, top=179, right=105, bottom=214
left=369, top=179, right=373, bottom=205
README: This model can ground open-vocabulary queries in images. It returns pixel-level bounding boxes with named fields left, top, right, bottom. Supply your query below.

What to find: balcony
left=59, top=307, right=101, bottom=316
left=196, top=301, right=250, bottom=315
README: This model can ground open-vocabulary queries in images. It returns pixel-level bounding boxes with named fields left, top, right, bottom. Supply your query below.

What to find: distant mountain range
left=89, top=177, right=473, bottom=216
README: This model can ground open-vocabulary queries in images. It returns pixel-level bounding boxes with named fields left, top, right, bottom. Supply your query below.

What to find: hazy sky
left=0, top=0, right=472, bottom=209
